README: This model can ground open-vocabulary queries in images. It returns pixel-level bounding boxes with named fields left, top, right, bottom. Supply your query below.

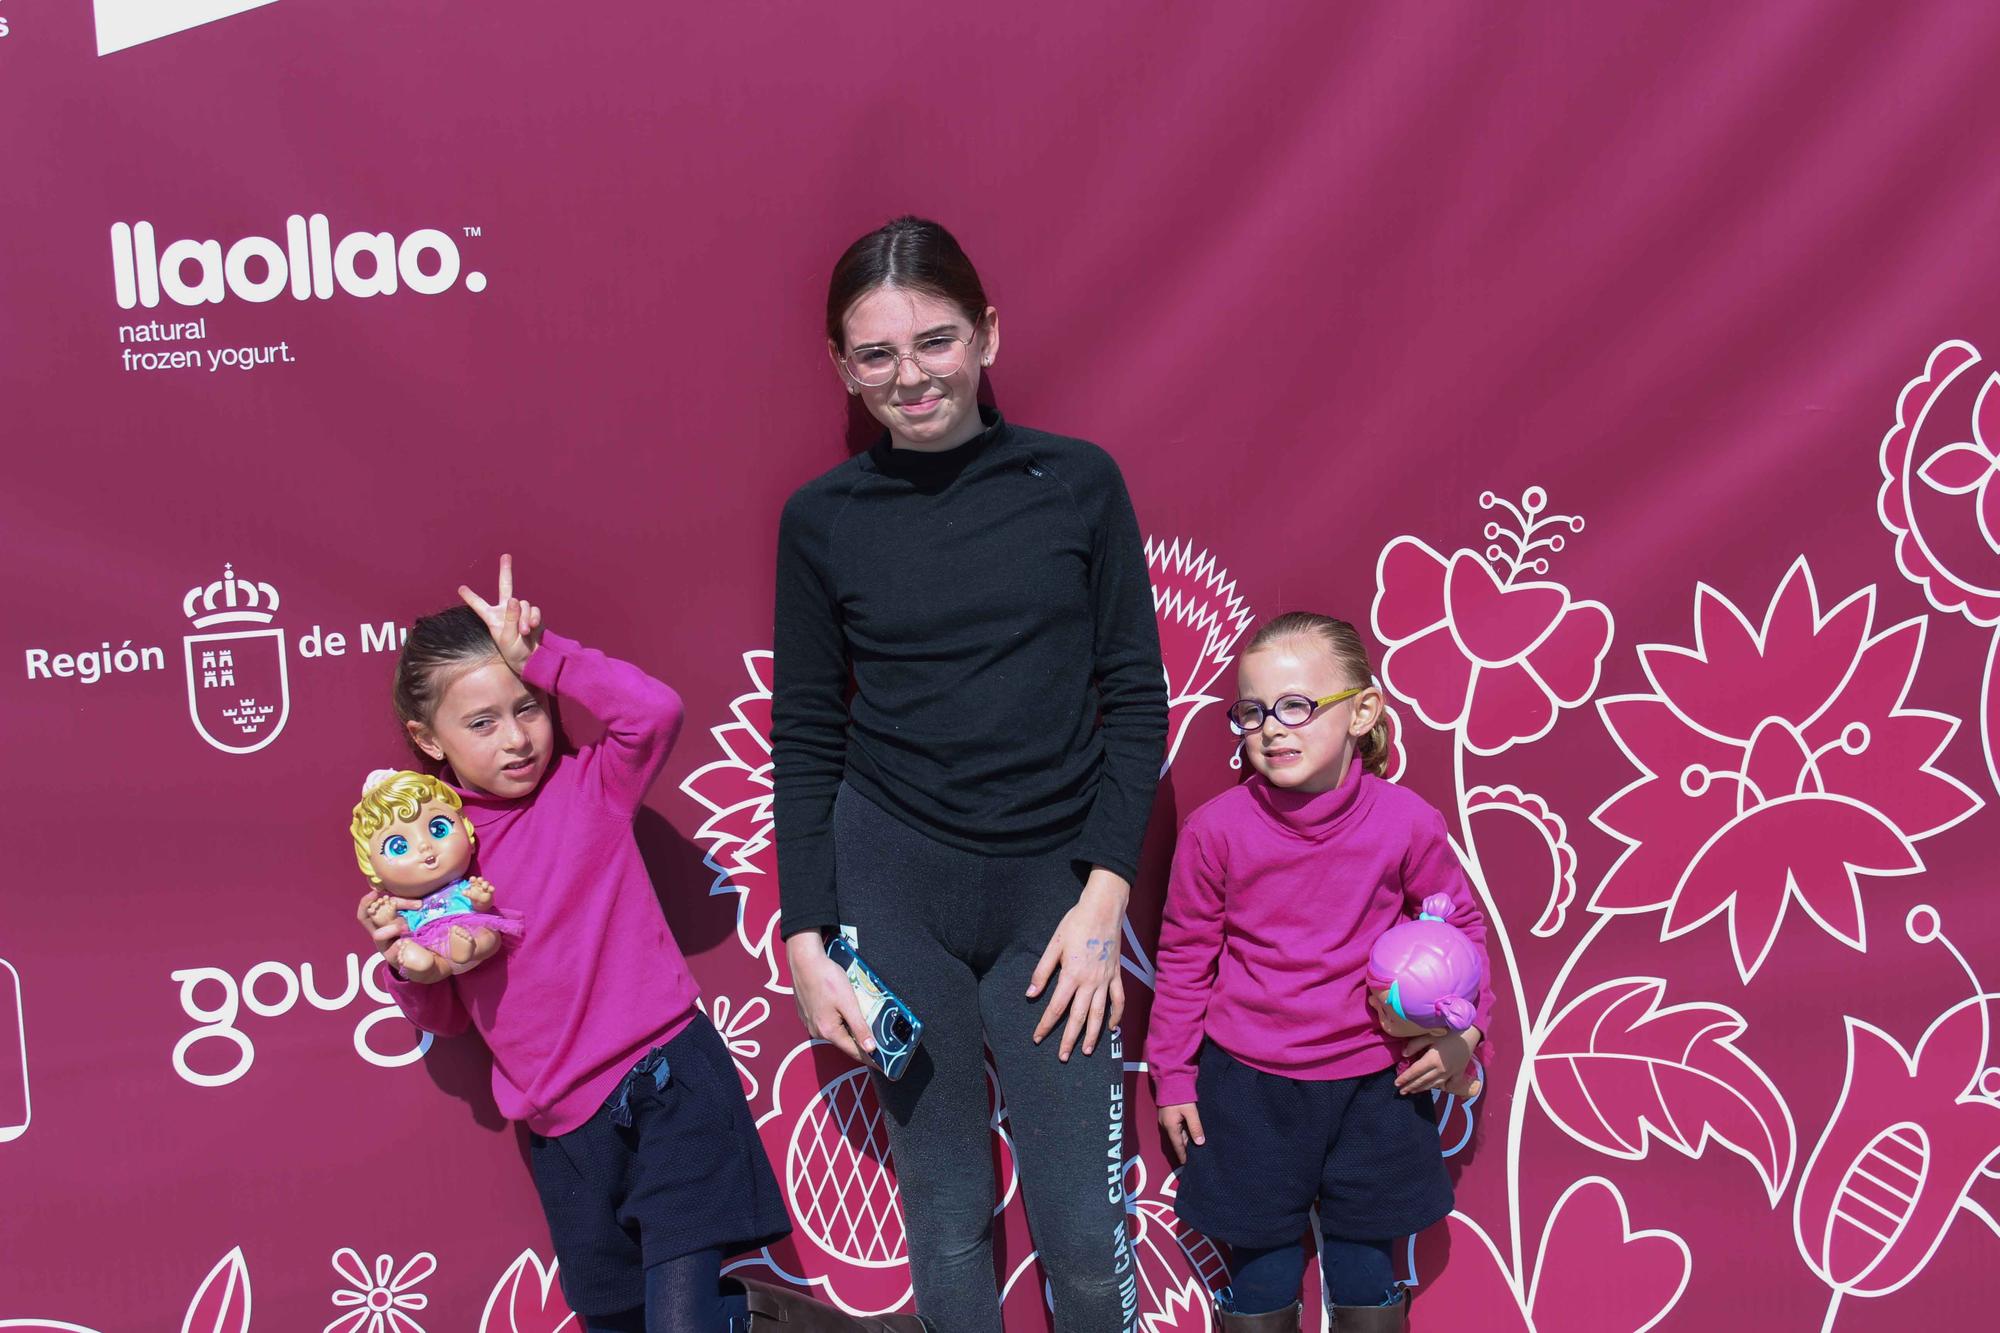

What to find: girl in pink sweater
left=1145, top=613, right=1495, bottom=1332
left=356, top=559, right=919, bottom=1333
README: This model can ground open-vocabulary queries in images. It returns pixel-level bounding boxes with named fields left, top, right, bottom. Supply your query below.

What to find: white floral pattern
left=325, top=1250, right=433, bottom=1333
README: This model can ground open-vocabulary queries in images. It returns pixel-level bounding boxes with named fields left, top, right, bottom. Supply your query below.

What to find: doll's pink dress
left=397, top=880, right=525, bottom=955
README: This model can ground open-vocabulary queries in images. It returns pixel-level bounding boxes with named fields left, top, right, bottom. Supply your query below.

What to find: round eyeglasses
left=1227, top=685, right=1367, bottom=735
left=841, top=329, right=979, bottom=387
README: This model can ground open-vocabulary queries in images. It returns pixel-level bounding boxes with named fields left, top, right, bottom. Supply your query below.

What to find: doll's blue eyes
left=382, top=821, right=450, bottom=857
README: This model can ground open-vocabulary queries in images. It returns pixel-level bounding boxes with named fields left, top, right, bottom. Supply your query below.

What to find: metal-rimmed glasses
left=1226, top=685, right=1368, bottom=735
left=840, top=325, right=981, bottom=387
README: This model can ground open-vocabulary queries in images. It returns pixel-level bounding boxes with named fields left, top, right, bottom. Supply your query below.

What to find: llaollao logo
left=111, top=214, right=486, bottom=310
left=183, top=563, right=290, bottom=754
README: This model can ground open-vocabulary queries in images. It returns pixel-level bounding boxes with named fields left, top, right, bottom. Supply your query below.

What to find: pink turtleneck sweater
left=379, top=633, right=699, bottom=1137
left=1145, top=756, right=1495, bottom=1108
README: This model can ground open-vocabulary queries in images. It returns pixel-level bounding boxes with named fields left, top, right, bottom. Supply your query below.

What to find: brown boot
left=735, top=1277, right=932, bottom=1330
left=1218, top=1300, right=1302, bottom=1331
left=1329, top=1290, right=1407, bottom=1331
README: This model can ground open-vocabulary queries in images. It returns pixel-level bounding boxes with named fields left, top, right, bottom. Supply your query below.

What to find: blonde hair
left=350, top=770, right=474, bottom=882
left=1243, top=612, right=1393, bottom=778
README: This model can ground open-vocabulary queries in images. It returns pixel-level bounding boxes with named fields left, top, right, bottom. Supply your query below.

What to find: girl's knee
left=923, top=1215, right=994, bottom=1265
left=1319, top=1235, right=1399, bottom=1307
left=897, top=1182, right=996, bottom=1275
left=1041, top=1225, right=1140, bottom=1331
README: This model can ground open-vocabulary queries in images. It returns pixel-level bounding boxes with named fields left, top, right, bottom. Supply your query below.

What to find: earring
left=848, top=385, right=859, bottom=396
left=982, top=358, right=992, bottom=366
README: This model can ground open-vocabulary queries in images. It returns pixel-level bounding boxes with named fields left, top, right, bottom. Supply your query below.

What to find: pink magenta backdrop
left=4, top=2, right=2000, bottom=1329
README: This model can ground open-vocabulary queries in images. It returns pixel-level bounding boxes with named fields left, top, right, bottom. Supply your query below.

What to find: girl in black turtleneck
left=772, top=216, right=1167, bottom=1333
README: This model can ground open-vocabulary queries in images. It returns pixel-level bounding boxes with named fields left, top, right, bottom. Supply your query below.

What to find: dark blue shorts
left=527, top=1015, right=791, bottom=1315
left=1172, top=1042, right=1453, bottom=1248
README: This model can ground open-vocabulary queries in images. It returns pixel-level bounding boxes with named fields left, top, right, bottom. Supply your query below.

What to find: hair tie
left=1436, top=995, right=1478, bottom=1030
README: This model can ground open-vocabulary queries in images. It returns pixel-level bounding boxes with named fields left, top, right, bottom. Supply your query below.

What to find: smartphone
left=826, top=933, right=923, bottom=1081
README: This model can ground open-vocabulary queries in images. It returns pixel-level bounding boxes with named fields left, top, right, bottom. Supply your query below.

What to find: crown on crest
left=183, top=563, right=280, bottom=628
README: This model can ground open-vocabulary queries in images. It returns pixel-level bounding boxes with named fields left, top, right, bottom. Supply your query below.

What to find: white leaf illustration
left=180, top=1248, right=252, bottom=1333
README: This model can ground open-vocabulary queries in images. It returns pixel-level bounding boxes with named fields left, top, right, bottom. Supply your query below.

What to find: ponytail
left=1356, top=716, right=1392, bottom=778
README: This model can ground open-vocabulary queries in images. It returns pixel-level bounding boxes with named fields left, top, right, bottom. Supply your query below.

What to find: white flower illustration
left=327, top=1249, right=434, bottom=1333
left=700, top=992, right=772, bottom=1100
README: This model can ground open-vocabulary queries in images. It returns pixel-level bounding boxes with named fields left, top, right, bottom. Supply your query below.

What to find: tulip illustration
left=1794, top=979, right=2000, bottom=1320
left=478, top=1250, right=576, bottom=1333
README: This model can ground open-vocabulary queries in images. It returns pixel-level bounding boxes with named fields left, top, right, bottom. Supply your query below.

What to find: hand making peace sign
left=459, top=553, right=544, bottom=672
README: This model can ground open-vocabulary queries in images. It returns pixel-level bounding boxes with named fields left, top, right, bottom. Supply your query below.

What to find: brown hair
left=390, top=605, right=502, bottom=758
left=825, top=216, right=990, bottom=350
left=1243, top=612, right=1393, bottom=777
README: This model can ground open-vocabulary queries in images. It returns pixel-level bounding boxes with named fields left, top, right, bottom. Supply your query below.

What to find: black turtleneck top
left=772, top=408, right=1168, bottom=938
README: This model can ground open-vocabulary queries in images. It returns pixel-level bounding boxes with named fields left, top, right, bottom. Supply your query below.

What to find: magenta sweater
left=1145, top=756, right=1495, bottom=1107
left=380, top=633, right=698, bottom=1137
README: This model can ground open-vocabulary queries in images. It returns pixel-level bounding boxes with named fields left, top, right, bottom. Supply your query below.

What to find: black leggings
left=833, top=784, right=1137, bottom=1333
left=579, top=1248, right=747, bottom=1332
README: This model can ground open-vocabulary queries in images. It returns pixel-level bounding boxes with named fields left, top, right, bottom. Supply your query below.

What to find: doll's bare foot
left=397, top=941, right=451, bottom=983
left=1443, top=1072, right=1482, bottom=1100
left=464, top=877, right=495, bottom=911
left=444, top=926, right=501, bottom=973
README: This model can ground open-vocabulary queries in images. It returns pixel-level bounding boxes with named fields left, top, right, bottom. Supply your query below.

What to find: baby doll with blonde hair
left=352, top=770, right=522, bottom=981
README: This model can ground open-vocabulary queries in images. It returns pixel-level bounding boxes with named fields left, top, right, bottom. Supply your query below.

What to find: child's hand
left=1028, top=867, right=1128, bottom=1061
left=1442, top=1068, right=1483, bottom=1100
left=357, top=890, right=422, bottom=957
left=1159, top=1103, right=1205, bottom=1164
left=458, top=553, right=544, bottom=674
left=1396, top=1027, right=1480, bottom=1096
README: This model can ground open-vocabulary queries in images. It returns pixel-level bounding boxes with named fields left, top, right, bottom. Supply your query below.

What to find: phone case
left=826, top=935, right=923, bottom=1081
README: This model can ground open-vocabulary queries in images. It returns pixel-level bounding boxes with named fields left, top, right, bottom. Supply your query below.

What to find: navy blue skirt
left=526, top=1015, right=792, bottom=1315
left=1173, top=1041, right=1454, bottom=1248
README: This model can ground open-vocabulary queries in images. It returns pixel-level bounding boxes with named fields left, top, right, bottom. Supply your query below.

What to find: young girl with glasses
left=772, top=216, right=1168, bottom=1333
left=1145, top=613, right=1495, bottom=1332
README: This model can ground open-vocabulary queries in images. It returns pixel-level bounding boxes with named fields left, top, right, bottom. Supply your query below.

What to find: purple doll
left=1366, top=893, right=1485, bottom=1098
